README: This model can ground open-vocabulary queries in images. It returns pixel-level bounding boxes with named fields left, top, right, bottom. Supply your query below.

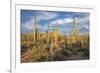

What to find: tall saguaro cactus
left=46, top=19, right=50, bottom=43
left=71, top=17, right=79, bottom=44
left=73, top=17, right=76, bottom=31
left=71, top=17, right=76, bottom=43
left=55, top=17, right=58, bottom=46
left=34, top=16, right=37, bottom=42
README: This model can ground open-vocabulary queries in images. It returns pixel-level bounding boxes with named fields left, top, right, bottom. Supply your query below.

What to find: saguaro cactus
left=71, top=17, right=79, bottom=44
left=34, top=16, right=37, bottom=42
left=55, top=17, right=58, bottom=46
left=46, top=19, right=50, bottom=43
left=72, top=17, right=76, bottom=43
left=73, top=17, right=76, bottom=31
left=38, top=33, right=40, bottom=42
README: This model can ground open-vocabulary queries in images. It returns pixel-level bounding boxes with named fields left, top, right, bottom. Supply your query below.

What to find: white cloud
left=77, top=16, right=89, bottom=30
left=50, top=18, right=73, bottom=26
left=22, top=19, right=33, bottom=30
left=63, top=18, right=73, bottom=24
left=82, top=25, right=89, bottom=29
left=21, top=18, right=44, bottom=33
left=21, top=11, right=89, bottom=34
left=35, top=11, right=58, bottom=22
left=51, top=19, right=62, bottom=24
left=78, top=16, right=89, bottom=24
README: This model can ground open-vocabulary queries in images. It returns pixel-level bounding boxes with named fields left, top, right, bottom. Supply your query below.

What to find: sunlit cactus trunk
left=46, top=19, right=50, bottom=43
left=71, top=17, right=77, bottom=44
left=38, top=33, right=40, bottom=42
left=37, top=33, right=39, bottom=42
left=73, top=17, right=76, bottom=31
left=33, top=16, right=37, bottom=42
left=55, top=17, right=58, bottom=46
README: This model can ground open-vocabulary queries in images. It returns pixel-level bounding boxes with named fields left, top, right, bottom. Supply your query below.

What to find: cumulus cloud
left=50, top=18, right=73, bottom=26
left=21, top=10, right=90, bottom=35
left=35, top=11, right=58, bottom=22
left=78, top=16, right=89, bottom=29
left=21, top=18, right=44, bottom=33
left=21, top=11, right=59, bottom=33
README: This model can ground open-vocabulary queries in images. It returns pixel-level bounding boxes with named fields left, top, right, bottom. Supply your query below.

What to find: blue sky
left=21, top=10, right=90, bottom=35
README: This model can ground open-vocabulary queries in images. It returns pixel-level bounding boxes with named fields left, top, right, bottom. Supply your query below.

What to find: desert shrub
left=21, top=33, right=90, bottom=62
left=53, top=50, right=66, bottom=61
left=31, top=46, right=49, bottom=62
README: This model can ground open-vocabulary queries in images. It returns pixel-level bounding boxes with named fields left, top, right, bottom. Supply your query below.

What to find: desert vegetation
left=21, top=16, right=89, bottom=63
